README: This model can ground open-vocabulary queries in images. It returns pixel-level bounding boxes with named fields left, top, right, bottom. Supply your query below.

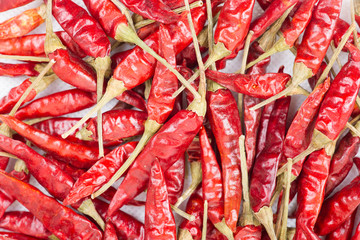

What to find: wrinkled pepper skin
left=0, top=0, right=35, bottom=12
left=145, top=160, right=176, bottom=240
left=115, top=90, right=147, bottom=112
left=325, top=211, right=356, bottom=240
left=0, top=232, right=38, bottom=240
left=250, top=97, right=290, bottom=212
left=107, top=110, right=203, bottom=216
left=206, top=70, right=291, bottom=99
left=234, top=225, right=262, bottom=240
left=0, top=170, right=103, bottom=240
left=165, top=155, right=185, bottom=205
left=0, top=63, right=38, bottom=77
left=104, top=221, right=118, bottom=240
left=14, top=89, right=97, bottom=120
left=295, top=149, right=332, bottom=239
left=207, top=88, right=242, bottom=232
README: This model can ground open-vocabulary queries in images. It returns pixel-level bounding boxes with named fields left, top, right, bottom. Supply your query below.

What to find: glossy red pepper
left=0, top=211, right=52, bottom=239
left=137, top=22, right=161, bottom=40
left=256, top=102, right=275, bottom=156
left=0, top=5, right=45, bottom=40
left=165, top=155, right=185, bottom=205
left=0, top=232, right=38, bottom=240
left=104, top=220, right=118, bottom=240
left=295, top=149, right=332, bottom=239
left=115, top=90, right=147, bottom=112
left=145, top=160, right=176, bottom=239
left=0, top=0, right=35, bottom=12
left=207, top=88, right=242, bottom=232
left=0, top=32, right=86, bottom=58
left=333, top=19, right=358, bottom=50
left=63, top=142, right=137, bottom=205
left=14, top=89, right=97, bottom=120
left=234, top=225, right=262, bottom=240
left=250, top=97, right=290, bottom=212
left=107, top=110, right=203, bottom=216
left=206, top=70, right=291, bottom=99
left=0, top=62, right=38, bottom=77
left=0, top=115, right=105, bottom=169
left=0, top=170, right=103, bottom=239
left=45, top=154, right=85, bottom=181
left=325, top=210, right=356, bottom=240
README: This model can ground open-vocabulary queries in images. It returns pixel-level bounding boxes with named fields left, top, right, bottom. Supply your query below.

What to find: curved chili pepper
left=178, top=188, right=203, bottom=240
left=0, top=5, right=46, bottom=40
left=295, top=149, right=332, bottom=239
left=45, top=154, right=85, bottom=181
left=256, top=102, right=275, bottom=156
left=234, top=225, right=262, bottom=240
left=315, top=176, right=360, bottom=235
left=0, top=32, right=86, bottom=58
left=14, top=89, right=97, bottom=120
left=0, top=211, right=52, bottom=239
left=0, top=75, right=57, bottom=115
left=145, top=160, right=176, bottom=239
left=0, top=156, right=7, bottom=170
left=325, top=129, right=360, bottom=196
left=137, top=22, right=161, bottom=40
left=63, top=142, right=137, bottom=205
left=104, top=220, right=118, bottom=240
left=165, top=154, right=185, bottom=205
left=107, top=110, right=203, bottom=216
left=0, top=0, right=35, bottom=12
left=207, top=88, right=242, bottom=232
left=308, top=62, right=327, bottom=90
left=206, top=70, right=291, bottom=99
left=0, top=232, right=38, bottom=240
left=119, top=0, right=180, bottom=24
left=0, top=62, right=38, bottom=77
left=0, top=170, right=103, bottom=239
left=0, top=115, right=105, bottom=169
left=83, top=109, right=147, bottom=143
left=115, top=90, right=147, bottom=112
left=333, top=19, right=358, bottom=50
left=351, top=215, right=360, bottom=240
left=257, top=0, right=274, bottom=10
left=250, top=97, right=290, bottom=211
left=325, top=210, right=356, bottom=240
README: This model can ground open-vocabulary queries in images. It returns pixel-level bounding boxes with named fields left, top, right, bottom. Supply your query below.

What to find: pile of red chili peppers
left=0, top=0, right=360, bottom=239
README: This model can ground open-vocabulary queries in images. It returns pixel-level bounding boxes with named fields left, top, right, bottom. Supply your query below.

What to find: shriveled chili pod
left=0, top=62, right=40, bottom=77
left=249, top=97, right=291, bottom=240
left=333, top=18, right=359, bottom=50
left=165, top=154, right=186, bottom=205
left=0, top=170, right=103, bottom=239
left=295, top=148, right=334, bottom=239
left=145, top=160, right=176, bottom=239
left=0, top=211, right=52, bottom=239
left=63, top=142, right=137, bottom=205
left=115, top=90, right=147, bottom=112
left=0, top=115, right=105, bottom=169
left=104, top=220, right=118, bottom=240
left=45, top=154, right=85, bottom=181
left=256, top=102, right=275, bottom=156
left=325, top=210, right=356, bottom=240
left=0, top=75, right=57, bottom=115
left=205, top=70, right=292, bottom=99
left=0, top=232, right=38, bottom=240
left=251, top=0, right=343, bottom=110
left=0, top=0, right=35, bottom=12
left=0, top=4, right=46, bottom=40
left=61, top=6, right=206, bottom=140
left=77, top=109, right=147, bottom=144
left=14, top=89, right=97, bottom=120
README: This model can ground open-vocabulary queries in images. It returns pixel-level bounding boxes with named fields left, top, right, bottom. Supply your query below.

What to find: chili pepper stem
left=92, top=119, right=162, bottom=198
left=274, top=194, right=284, bottom=238
left=94, top=56, right=111, bottom=158
left=214, top=219, right=234, bottom=240
left=77, top=199, right=105, bottom=230
left=172, top=42, right=232, bottom=99
left=330, top=41, right=343, bottom=69
left=9, top=60, right=55, bottom=116
left=24, top=117, right=52, bottom=125
left=114, top=23, right=201, bottom=99
left=315, top=23, right=356, bottom=87
left=178, top=229, right=193, bottom=240
left=61, top=77, right=126, bottom=139
left=279, top=159, right=292, bottom=240
left=171, top=205, right=196, bottom=221
left=201, top=200, right=208, bottom=240
left=76, top=128, right=93, bottom=141
left=269, top=174, right=285, bottom=206
left=134, top=0, right=204, bottom=29
left=250, top=62, right=313, bottom=111
left=174, top=161, right=202, bottom=207
left=110, top=0, right=135, bottom=32
left=32, top=74, right=57, bottom=93
left=14, top=159, right=28, bottom=174
left=254, top=206, right=277, bottom=240
left=49, top=235, right=60, bottom=240
left=0, top=55, right=50, bottom=62
left=144, top=80, right=152, bottom=100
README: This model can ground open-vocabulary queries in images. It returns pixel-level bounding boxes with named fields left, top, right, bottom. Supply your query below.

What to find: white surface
left=0, top=0, right=358, bottom=236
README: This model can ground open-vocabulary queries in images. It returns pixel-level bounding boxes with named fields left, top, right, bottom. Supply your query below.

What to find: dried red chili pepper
left=0, top=170, right=103, bottom=239
left=251, top=0, right=342, bottom=110
left=0, top=0, right=35, bottom=12
left=0, top=4, right=46, bottom=40
left=250, top=97, right=290, bottom=239
left=325, top=210, right=356, bottom=240
left=115, top=90, right=147, bottom=112
left=0, top=62, right=39, bottom=77
left=78, top=109, right=147, bottom=144
left=63, top=142, right=137, bottom=205
left=0, top=232, right=38, bottom=240
left=165, top=154, right=185, bottom=205
left=14, top=89, right=97, bottom=120
left=0, top=211, right=52, bottom=239
left=256, top=102, right=275, bottom=156
left=207, top=87, right=242, bottom=232
left=145, top=160, right=176, bottom=239
left=104, top=220, right=118, bottom=240
left=45, top=154, right=85, bottom=181
left=234, top=225, right=262, bottom=240
left=333, top=19, right=358, bottom=50
left=137, top=22, right=161, bottom=40
left=315, top=176, right=360, bottom=235
left=295, top=149, right=333, bottom=239
left=256, top=0, right=274, bottom=10
left=0, top=115, right=105, bottom=169
left=205, top=70, right=291, bottom=99
left=308, top=62, right=327, bottom=90
left=0, top=75, right=57, bottom=115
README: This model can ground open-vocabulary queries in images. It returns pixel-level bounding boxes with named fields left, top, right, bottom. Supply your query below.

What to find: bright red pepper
left=165, top=154, right=185, bottom=205
left=0, top=232, right=38, bottom=240
left=0, top=170, right=103, bottom=239
left=115, top=90, right=147, bottom=112
left=0, top=0, right=35, bottom=12
left=45, top=154, right=85, bottom=181
left=0, top=5, right=46, bottom=40
left=104, top=220, right=118, bottom=240
left=333, top=19, right=358, bottom=51
left=14, top=89, right=97, bottom=120
left=325, top=210, right=356, bottom=240
left=145, top=160, right=176, bottom=239
left=234, top=225, right=262, bottom=240
left=256, top=102, right=275, bottom=156
left=0, top=62, right=38, bottom=77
